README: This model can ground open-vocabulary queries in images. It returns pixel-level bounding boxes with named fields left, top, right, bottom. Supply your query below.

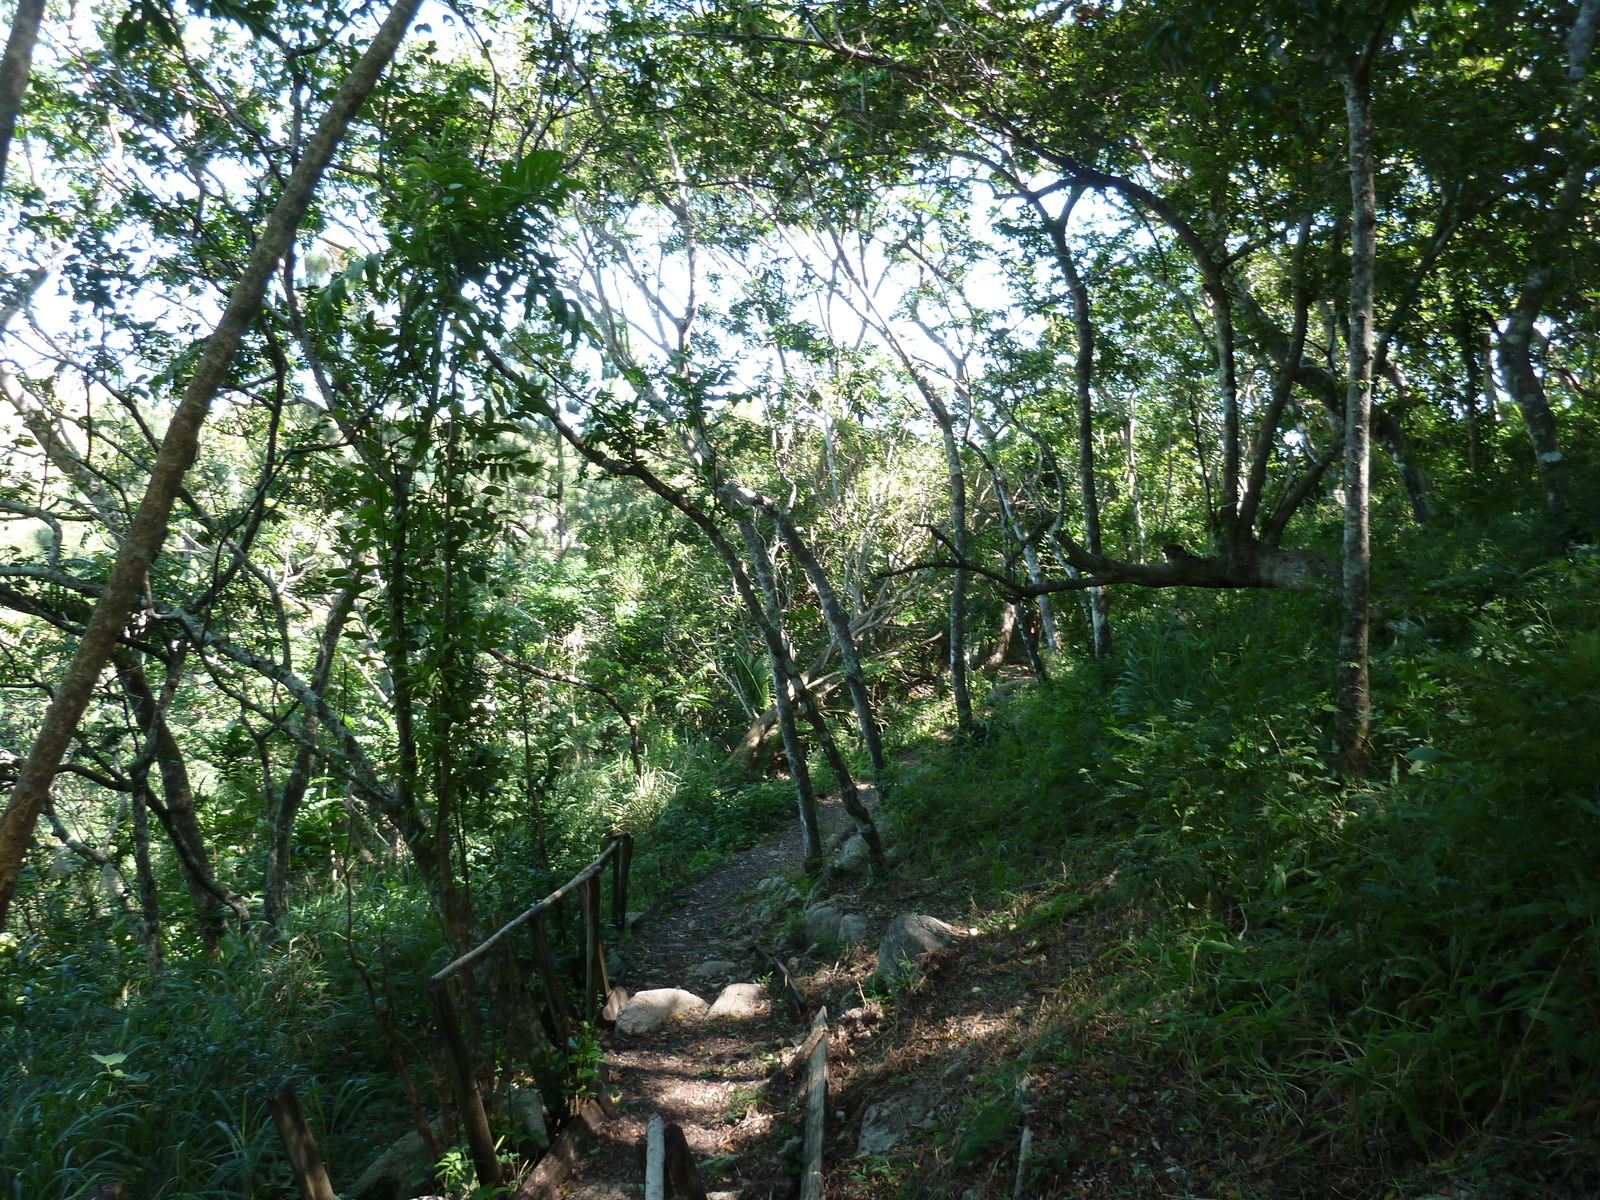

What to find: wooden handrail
left=799, top=1007, right=828, bottom=1200
left=428, top=831, right=633, bottom=1191
left=641, top=1111, right=708, bottom=1200
left=431, top=833, right=627, bottom=982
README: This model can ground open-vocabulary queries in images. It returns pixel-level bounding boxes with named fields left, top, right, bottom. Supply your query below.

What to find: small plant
left=565, top=1022, right=603, bottom=1102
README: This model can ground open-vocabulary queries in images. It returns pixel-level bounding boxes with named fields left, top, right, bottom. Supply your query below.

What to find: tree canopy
left=1, top=0, right=1597, bottom=1193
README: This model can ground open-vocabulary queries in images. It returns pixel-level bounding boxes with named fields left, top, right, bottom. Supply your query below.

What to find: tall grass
left=0, top=727, right=807, bottom=1199
left=889, top=552, right=1600, bottom=1183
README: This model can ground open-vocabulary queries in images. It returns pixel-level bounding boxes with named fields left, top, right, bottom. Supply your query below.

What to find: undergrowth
left=889, top=549, right=1600, bottom=1193
left=0, top=738, right=796, bottom=1199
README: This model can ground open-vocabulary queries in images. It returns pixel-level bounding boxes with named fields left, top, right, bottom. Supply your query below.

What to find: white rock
left=877, top=914, right=960, bottom=983
left=805, top=904, right=843, bottom=941
left=708, top=982, right=767, bottom=1019
left=838, top=914, right=870, bottom=945
left=614, top=988, right=707, bottom=1035
left=688, top=958, right=739, bottom=983
left=503, top=1085, right=548, bottom=1148
left=350, top=1129, right=435, bottom=1199
left=835, top=834, right=869, bottom=872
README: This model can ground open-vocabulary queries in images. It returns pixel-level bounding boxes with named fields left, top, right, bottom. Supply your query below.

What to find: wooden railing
left=642, top=1111, right=709, bottom=1200
left=428, top=832, right=633, bottom=1189
left=799, top=1007, right=828, bottom=1200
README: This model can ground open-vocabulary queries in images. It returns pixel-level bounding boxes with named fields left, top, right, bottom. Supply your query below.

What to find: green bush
left=886, top=555, right=1600, bottom=1174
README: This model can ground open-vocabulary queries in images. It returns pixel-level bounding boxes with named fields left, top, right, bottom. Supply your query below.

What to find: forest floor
left=546, top=768, right=1428, bottom=1200
left=551, top=792, right=861, bottom=1199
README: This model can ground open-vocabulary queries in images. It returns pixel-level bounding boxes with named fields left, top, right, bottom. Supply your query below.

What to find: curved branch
left=487, top=648, right=643, bottom=783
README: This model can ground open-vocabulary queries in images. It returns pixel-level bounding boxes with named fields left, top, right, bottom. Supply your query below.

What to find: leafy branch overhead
left=0, top=0, right=1595, bottom=1194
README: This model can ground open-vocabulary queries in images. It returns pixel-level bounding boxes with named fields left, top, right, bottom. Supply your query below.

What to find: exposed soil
left=623, top=793, right=854, bottom=991
left=539, top=747, right=1525, bottom=1200
left=550, top=794, right=865, bottom=1199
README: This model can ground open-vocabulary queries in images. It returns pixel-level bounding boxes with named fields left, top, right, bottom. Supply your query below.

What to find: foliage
left=889, top=546, right=1600, bottom=1178
left=1, top=0, right=1597, bottom=1192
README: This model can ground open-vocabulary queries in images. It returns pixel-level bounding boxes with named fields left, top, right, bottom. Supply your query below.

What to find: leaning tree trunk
left=1496, top=0, right=1598, bottom=515
left=0, top=0, right=424, bottom=931
left=0, top=0, right=45, bottom=190
left=735, top=517, right=824, bottom=870
left=113, top=649, right=249, bottom=945
left=738, top=515, right=884, bottom=872
left=1336, top=61, right=1379, bottom=776
left=264, top=584, right=357, bottom=926
left=762, top=503, right=888, bottom=787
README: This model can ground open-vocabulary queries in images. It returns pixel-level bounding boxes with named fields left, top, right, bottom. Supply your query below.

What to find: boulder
left=708, top=982, right=767, bottom=1019
left=614, top=988, right=708, bottom=1035
left=804, top=905, right=842, bottom=942
left=835, top=834, right=869, bottom=873
left=503, top=1085, right=548, bottom=1148
left=688, top=959, right=739, bottom=985
left=837, top=914, right=870, bottom=945
left=857, top=1097, right=928, bottom=1155
left=600, top=985, right=630, bottom=1024
left=877, top=914, right=959, bottom=983
left=349, top=1129, right=435, bottom=1200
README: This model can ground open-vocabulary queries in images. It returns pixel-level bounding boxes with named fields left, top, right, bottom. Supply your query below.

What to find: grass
left=0, top=729, right=811, bottom=1200
left=855, top=553, right=1600, bottom=1196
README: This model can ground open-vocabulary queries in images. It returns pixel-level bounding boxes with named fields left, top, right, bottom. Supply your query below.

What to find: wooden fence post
left=799, top=1007, right=828, bottom=1200
left=644, top=1112, right=666, bottom=1200
left=428, top=977, right=503, bottom=1189
left=267, top=1084, right=337, bottom=1200
left=611, top=833, right=631, bottom=929
left=583, top=873, right=609, bottom=1019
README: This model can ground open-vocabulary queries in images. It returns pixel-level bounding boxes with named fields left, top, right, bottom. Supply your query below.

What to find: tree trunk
left=742, top=517, right=884, bottom=871
left=1016, top=597, right=1048, bottom=681
left=1023, top=544, right=1059, bottom=652
left=130, top=774, right=163, bottom=985
left=265, top=585, right=357, bottom=926
left=1059, top=228, right=1113, bottom=659
left=0, top=0, right=44, bottom=190
left=735, top=517, right=824, bottom=870
left=983, top=602, right=1016, bottom=672
left=1496, top=0, right=1598, bottom=514
left=762, top=503, right=888, bottom=787
left=434, top=416, right=479, bottom=960
left=725, top=668, right=838, bottom=774
left=0, top=0, right=424, bottom=931
left=1336, top=63, right=1378, bottom=775
left=1456, top=310, right=1485, bottom=473
left=926, top=398, right=973, bottom=728
left=113, top=649, right=248, bottom=943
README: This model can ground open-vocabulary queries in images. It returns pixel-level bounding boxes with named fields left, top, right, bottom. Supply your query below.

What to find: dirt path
left=553, top=796, right=860, bottom=1199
